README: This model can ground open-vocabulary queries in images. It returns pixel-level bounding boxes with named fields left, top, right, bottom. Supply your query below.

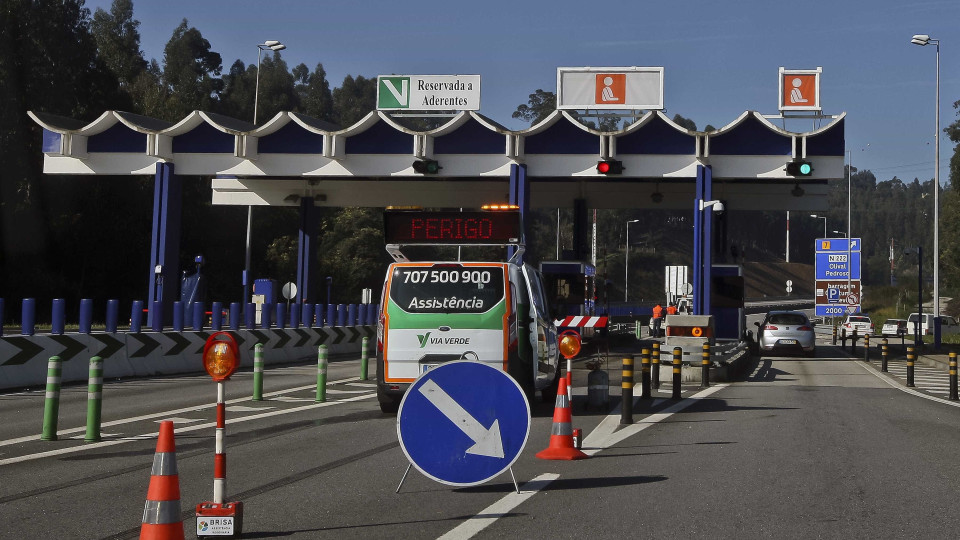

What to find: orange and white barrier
left=140, top=420, right=184, bottom=540
left=536, top=378, right=588, bottom=460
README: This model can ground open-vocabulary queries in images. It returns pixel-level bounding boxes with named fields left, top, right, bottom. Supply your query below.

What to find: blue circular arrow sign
left=397, top=361, right=531, bottom=486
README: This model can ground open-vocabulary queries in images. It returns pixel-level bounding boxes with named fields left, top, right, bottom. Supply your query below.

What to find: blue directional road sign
left=815, top=238, right=862, bottom=316
left=397, top=361, right=531, bottom=486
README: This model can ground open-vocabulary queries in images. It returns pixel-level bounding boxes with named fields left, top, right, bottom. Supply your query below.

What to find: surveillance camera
left=713, top=201, right=725, bottom=214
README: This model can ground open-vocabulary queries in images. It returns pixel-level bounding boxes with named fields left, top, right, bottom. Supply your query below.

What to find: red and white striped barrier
left=554, top=316, right=608, bottom=328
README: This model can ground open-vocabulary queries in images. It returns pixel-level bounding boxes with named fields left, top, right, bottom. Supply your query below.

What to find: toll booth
left=711, top=264, right=745, bottom=341
left=540, top=261, right=596, bottom=320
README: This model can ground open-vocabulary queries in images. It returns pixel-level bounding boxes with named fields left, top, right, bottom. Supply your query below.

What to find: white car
left=842, top=314, right=874, bottom=335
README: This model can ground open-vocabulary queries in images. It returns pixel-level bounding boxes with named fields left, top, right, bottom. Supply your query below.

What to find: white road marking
left=0, top=393, right=375, bottom=466
left=155, top=417, right=203, bottom=424
left=442, top=384, right=729, bottom=539
left=437, top=474, right=560, bottom=540
left=0, top=376, right=361, bottom=448
left=856, top=360, right=960, bottom=408
left=226, top=405, right=275, bottom=412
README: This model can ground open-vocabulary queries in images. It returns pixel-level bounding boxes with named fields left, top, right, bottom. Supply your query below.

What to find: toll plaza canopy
left=29, top=108, right=844, bottom=211
left=29, top=107, right=845, bottom=320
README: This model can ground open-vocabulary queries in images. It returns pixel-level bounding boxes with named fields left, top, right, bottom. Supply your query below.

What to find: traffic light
left=412, top=159, right=441, bottom=174
left=596, top=159, right=624, bottom=175
left=785, top=160, right=813, bottom=176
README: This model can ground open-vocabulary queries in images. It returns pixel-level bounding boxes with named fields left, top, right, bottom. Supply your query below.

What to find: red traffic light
left=597, top=160, right=623, bottom=175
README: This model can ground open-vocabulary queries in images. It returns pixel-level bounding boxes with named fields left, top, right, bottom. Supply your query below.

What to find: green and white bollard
left=84, top=356, right=103, bottom=442
left=316, top=345, right=328, bottom=402
left=360, top=336, right=369, bottom=380
left=252, top=343, right=264, bottom=401
left=41, top=356, right=62, bottom=441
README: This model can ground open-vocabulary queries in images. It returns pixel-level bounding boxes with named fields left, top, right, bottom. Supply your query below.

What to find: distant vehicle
left=754, top=310, right=816, bottom=357
left=842, top=314, right=874, bottom=335
left=880, top=319, right=908, bottom=338
left=907, top=313, right=960, bottom=337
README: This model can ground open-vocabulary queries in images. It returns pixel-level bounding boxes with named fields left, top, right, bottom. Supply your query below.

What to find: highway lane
left=4, top=340, right=960, bottom=538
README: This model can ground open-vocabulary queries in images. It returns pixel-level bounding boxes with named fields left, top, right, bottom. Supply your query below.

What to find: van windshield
left=390, top=265, right=505, bottom=314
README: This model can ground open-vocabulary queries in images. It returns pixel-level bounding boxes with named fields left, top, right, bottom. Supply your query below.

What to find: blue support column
left=296, top=197, right=316, bottom=306
left=146, top=162, right=182, bottom=329
left=507, top=164, right=529, bottom=263
left=693, top=164, right=714, bottom=316
left=693, top=167, right=704, bottom=315
left=703, top=164, right=714, bottom=317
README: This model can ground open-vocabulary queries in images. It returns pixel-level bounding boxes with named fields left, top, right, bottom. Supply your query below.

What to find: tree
left=0, top=0, right=123, bottom=301
left=218, top=59, right=257, bottom=121
left=671, top=113, right=697, bottom=131
left=332, top=75, right=376, bottom=127
left=161, top=19, right=223, bottom=119
left=296, top=62, right=335, bottom=124
left=91, top=0, right=147, bottom=89
left=512, top=89, right=555, bottom=124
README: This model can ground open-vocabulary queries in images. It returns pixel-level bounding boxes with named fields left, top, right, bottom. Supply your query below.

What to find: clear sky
left=84, top=0, right=959, bottom=186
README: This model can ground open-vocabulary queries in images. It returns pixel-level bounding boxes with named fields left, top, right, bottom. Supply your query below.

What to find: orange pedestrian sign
left=779, top=67, right=821, bottom=112
left=595, top=74, right=625, bottom=105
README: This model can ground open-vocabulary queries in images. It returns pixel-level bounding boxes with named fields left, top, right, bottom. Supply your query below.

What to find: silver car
left=755, top=311, right=816, bottom=357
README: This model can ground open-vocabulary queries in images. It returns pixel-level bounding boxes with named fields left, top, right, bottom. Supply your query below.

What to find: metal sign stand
left=396, top=463, right=520, bottom=494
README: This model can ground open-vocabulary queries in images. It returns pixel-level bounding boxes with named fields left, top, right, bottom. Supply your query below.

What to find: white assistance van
left=375, top=208, right=560, bottom=413
left=907, top=313, right=960, bottom=337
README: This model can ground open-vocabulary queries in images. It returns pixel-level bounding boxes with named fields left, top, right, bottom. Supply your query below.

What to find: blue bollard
left=275, top=303, right=286, bottom=329
left=211, top=301, right=223, bottom=331
left=173, top=301, right=184, bottom=332
left=245, top=303, right=256, bottom=329
left=261, top=303, right=272, bottom=329
left=371, top=303, right=380, bottom=325
left=130, top=301, right=143, bottom=333
left=290, top=303, right=300, bottom=328
left=337, top=304, right=346, bottom=327
left=51, top=299, right=66, bottom=335
left=192, top=301, right=204, bottom=331
left=79, top=299, right=93, bottom=334
left=348, top=304, right=357, bottom=326
left=358, top=304, right=368, bottom=327
left=302, top=303, right=314, bottom=328
left=326, top=304, right=335, bottom=327
left=229, top=302, right=240, bottom=330
left=22, top=298, right=36, bottom=336
left=106, top=299, right=119, bottom=333
left=151, top=301, right=163, bottom=332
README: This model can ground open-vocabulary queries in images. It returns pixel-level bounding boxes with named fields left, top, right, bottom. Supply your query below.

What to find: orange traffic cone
left=140, top=421, right=185, bottom=540
left=536, top=377, right=588, bottom=460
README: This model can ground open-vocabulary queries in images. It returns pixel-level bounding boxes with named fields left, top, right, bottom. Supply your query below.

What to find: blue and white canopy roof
left=29, top=108, right=844, bottom=211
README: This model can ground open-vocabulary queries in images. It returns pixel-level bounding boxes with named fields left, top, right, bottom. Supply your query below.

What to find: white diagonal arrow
left=418, top=379, right=504, bottom=459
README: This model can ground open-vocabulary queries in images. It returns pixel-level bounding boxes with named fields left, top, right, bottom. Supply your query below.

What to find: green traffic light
left=799, top=162, right=812, bottom=175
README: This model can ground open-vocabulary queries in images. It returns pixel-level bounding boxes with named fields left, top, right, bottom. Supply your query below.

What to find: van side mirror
left=753, top=321, right=761, bottom=327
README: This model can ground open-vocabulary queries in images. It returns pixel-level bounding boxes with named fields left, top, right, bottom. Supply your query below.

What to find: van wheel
left=377, top=387, right=400, bottom=414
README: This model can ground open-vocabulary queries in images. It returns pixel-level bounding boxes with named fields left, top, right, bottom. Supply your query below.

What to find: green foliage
left=512, top=89, right=555, bottom=124
left=332, top=75, right=376, bottom=128
left=161, top=19, right=223, bottom=119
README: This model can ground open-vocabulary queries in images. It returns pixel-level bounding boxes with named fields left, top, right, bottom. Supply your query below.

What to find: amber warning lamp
left=558, top=330, right=582, bottom=360
left=203, top=331, right=240, bottom=381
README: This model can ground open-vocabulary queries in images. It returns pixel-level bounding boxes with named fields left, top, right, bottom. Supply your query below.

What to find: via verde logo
left=417, top=331, right=432, bottom=348
left=379, top=76, right=410, bottom=109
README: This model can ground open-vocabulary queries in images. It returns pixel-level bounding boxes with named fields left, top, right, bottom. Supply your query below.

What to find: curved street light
left=245, top=40, right=287, bottom=310
left=911, top=33, right=941, bottom=345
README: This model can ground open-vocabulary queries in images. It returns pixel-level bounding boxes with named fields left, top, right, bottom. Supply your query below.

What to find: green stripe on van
left=386, top=299, right=506, bottom=330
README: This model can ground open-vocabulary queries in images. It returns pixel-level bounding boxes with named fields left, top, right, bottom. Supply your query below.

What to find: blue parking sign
left=397, top=361, right=531, bottom=486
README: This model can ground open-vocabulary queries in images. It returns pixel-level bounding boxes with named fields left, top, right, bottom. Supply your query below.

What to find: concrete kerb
left=650, top=340, right=751, bottom=383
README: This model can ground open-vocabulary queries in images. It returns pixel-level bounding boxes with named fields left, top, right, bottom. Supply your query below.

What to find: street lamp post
left=244, top=40, right=287, bottom=309
left=624, top=219, right=639, bottom=302
left=846, top=150, right=852, bottom=313
left=811, top=214, right=827, bottom=237
left=911, top=33, right=941, bottom=347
